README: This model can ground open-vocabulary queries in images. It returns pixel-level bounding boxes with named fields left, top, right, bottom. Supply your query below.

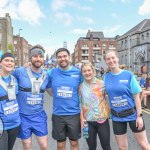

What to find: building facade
left=13, top=35, right=32, bottom=67
left=118, top=19, right=150, bottom=73
left=73, top=30, right=118, bottom=68
left=0, top=13, right=13, bottom=52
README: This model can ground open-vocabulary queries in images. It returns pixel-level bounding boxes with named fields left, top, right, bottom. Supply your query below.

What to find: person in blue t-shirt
left=13, top=45, right=51, bottom=150
left=104, top=50, right=150, bottom=150
left=47, top=48, right=82, bottom=150
left=0, top=52, right=20, bottom=150
left=139, top=73, right=147, bottom=88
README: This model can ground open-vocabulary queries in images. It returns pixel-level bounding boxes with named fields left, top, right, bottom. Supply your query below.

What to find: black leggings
left=0, top=126, right=20, bottom=150
left=86, top=119, right=111, bottom=150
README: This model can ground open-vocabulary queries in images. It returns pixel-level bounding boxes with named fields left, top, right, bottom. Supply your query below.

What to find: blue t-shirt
left=104, top=70, right=141, bottom=122
left=139, top=78, right=146, bottom=88
left=49, top=67, right=82, bottom=115
left=0, top=75, right=20, bottom=130
left=13, top=67, right=51, bottom=115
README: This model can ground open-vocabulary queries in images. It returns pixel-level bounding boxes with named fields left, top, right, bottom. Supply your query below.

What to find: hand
left=81, top=118, right=86, bottom=129
left=136, top=117, right=143, bottom=130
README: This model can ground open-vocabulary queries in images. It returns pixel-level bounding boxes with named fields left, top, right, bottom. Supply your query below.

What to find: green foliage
left=7, top=44, right=14, bottom=54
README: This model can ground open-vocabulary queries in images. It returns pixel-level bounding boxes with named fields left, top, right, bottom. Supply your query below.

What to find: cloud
left=70, top=28, right=92, bottom=35
left=54, top=12, right=73, bottom=26
left=138, top=0, right=150, bottom=15
left=0, top=0, right=45, bottom=25
left=103, top=25, right=122, bottom=36
left=109, top=0, right=132, bottom=3
left=110, top=13, right=119, bottom=19
left=51, top=0, right=92, bottom=11
left=77, top=16, right=94, bottom=24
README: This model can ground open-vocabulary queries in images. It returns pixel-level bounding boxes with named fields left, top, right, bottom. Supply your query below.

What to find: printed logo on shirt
left=71, top=74, right=79, bottom=78
left=111, top=96, right=128, bottom=107
left=57, top=86, right=73, bottom=98
left=2, top=101, right=19, bottom=115
left=27, top=94, right=43, bottom=105
left=119, top=80, right=128, bottom=84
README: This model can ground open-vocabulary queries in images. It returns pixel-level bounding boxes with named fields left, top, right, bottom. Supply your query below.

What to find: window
left=93, top=44, right=99, bottom=47
left=83, top=50, right=88, bottom=54
left=14, top=40, right=17, bottom=44
left=82, top=44, right=88, bottom=47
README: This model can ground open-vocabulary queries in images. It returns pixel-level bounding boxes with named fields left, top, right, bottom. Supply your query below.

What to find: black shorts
left=112, top=119, right=145, bottom=135
left=52, top=114, right=81, bottom=141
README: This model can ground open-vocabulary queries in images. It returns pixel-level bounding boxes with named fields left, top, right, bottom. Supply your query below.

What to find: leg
left=36, top=135, right=48, bottom=150
left=86, top=121, right=97, bottom=150
left=134, top=131, right=150, bottom=150
left=22, top=137, right=32, bottom=150
left=57, top=140, right=66, bottom=150
left=115, top=134, right=128, bottom=150
left=0, top=130, right=8, bottom=150
left=112, top=121, right=128, bottom=150
left=66, top=114, right=81, bottom=150
left=8, top=126, right=20, bottom=150
left=97, top=119, right=111, bottom=150
left=70, top=140, right=79, bottom=150
left=129, top=120, right=150, bottom=150
left=143, top=95, right=147, bottom=107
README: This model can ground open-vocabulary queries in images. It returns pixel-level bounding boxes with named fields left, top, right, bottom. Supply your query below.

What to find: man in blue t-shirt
left=13, top=45, right=51, bottom=150
left=48, top=48, right=82, bottom=150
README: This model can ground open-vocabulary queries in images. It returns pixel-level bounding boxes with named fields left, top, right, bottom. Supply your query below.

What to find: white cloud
left=138, top=0, right=150, bottom=15
left=77, top=17, right=93, bottom=24
left=54, top=12, right=73, bottom=26
left=103, top=25, right=122, bottom=36
left=51, top=0, right=92, bottom=11
left=0, top=0, right=45, bottom=25
left=110, top=13, right=119, bottom=19
left=70, top=28, right=92, bottom=35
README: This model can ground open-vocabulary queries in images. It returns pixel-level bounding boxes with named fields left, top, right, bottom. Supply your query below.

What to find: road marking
left=142, top=109, right=150, bottom=114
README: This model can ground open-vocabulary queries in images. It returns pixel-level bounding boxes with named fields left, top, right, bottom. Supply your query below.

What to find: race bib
left=2, top=101, right=18, bottom=115
left=56, top=86, right=73, bottom=98
left=27, top=93, right=43, bottom=105
left=111, top=95, right=128, bottom=107
left=7, top=84, right=16, bottom=101
left=32, top=80, right=41, bottom=95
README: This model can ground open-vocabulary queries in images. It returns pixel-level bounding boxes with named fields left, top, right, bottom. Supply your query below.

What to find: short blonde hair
left=81, top=62, right=96, bottom=75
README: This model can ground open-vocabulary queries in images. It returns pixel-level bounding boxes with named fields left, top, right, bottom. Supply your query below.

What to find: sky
left=0, top=0, right=150, bottom=56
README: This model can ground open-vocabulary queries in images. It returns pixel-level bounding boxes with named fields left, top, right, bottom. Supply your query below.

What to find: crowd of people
left=0, top=47, right=150, bottom=150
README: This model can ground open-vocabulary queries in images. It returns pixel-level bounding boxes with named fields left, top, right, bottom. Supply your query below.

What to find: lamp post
left=18, top=29, right=22, bottom=66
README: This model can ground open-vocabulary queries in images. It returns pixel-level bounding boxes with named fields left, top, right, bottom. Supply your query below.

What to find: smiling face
left=105, top=51, right=119, bottom=70
left=81, top=63, right=95, bottom=83
left=30, top=54, right=44, bottom=68
left=0, top=57, right=15, bottom=73
left=56, top=51, right=70, bottom=69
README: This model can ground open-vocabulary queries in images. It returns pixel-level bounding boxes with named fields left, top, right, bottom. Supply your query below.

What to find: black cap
left=0, top=52, right=15, bottom=62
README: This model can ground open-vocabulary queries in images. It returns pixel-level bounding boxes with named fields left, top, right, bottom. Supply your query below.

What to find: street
left=13, top=92, right=150, bottom=150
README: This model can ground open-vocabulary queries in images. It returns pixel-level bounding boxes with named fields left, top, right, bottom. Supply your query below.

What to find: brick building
left=72, top=30, right=118, bottom=68
left=14, top=35, right=32, bottom=67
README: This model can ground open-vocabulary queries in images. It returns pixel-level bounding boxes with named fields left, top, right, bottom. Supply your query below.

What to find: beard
left=31, top=61, right=43, bottom=68
left=58, top=61, right=69, bottom=68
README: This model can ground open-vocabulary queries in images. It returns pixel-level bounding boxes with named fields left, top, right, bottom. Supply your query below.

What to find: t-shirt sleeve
left=130, top=75, right=142, bottom=94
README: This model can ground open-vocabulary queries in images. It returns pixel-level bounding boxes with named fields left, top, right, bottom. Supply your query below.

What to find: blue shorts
left=18, top=111, right=48, bottom=139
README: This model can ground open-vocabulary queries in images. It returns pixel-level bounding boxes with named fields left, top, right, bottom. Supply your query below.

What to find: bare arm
left=46, top=88, right=53, bottom=97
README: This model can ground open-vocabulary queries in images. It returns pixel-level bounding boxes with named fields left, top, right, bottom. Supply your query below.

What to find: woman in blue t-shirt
left=0, top=53, right=20, bottom=150
left=104, top=50, right=150, bottom=150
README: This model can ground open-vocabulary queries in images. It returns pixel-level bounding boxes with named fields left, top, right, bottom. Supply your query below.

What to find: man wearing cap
left=0, top=52, right=20, bottom=150
left=47, top=48, right=82, bottom=150
left=13, top=45, right=51, bottom=150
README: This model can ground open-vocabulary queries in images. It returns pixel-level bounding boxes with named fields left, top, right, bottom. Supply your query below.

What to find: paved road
left=14, top=93, right=150, bottom=150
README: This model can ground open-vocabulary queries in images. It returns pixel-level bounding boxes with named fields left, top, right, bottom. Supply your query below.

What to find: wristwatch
left=138, top=113, right=143, bottom=117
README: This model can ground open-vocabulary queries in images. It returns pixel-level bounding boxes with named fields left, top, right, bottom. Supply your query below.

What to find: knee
left=22, top=140, right=32, bottom=150
left=118, top=144, right=128, bottom=150
left=40, top=143, right=48, bottom=150
left=57, top=141, right=66, bottom=149
left=70, top=140, right=78, bottom=147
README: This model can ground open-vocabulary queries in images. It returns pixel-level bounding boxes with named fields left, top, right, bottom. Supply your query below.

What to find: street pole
left=19, top=29, right=22, bottom=66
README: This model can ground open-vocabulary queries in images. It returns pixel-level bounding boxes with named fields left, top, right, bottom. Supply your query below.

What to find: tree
left=7, top=44, right=14, bottom=54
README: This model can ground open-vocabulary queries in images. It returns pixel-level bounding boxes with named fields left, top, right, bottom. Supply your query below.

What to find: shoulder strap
left=0, top=75, right=16, bottom=92
left=26, top=68, right=46, bottom=87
